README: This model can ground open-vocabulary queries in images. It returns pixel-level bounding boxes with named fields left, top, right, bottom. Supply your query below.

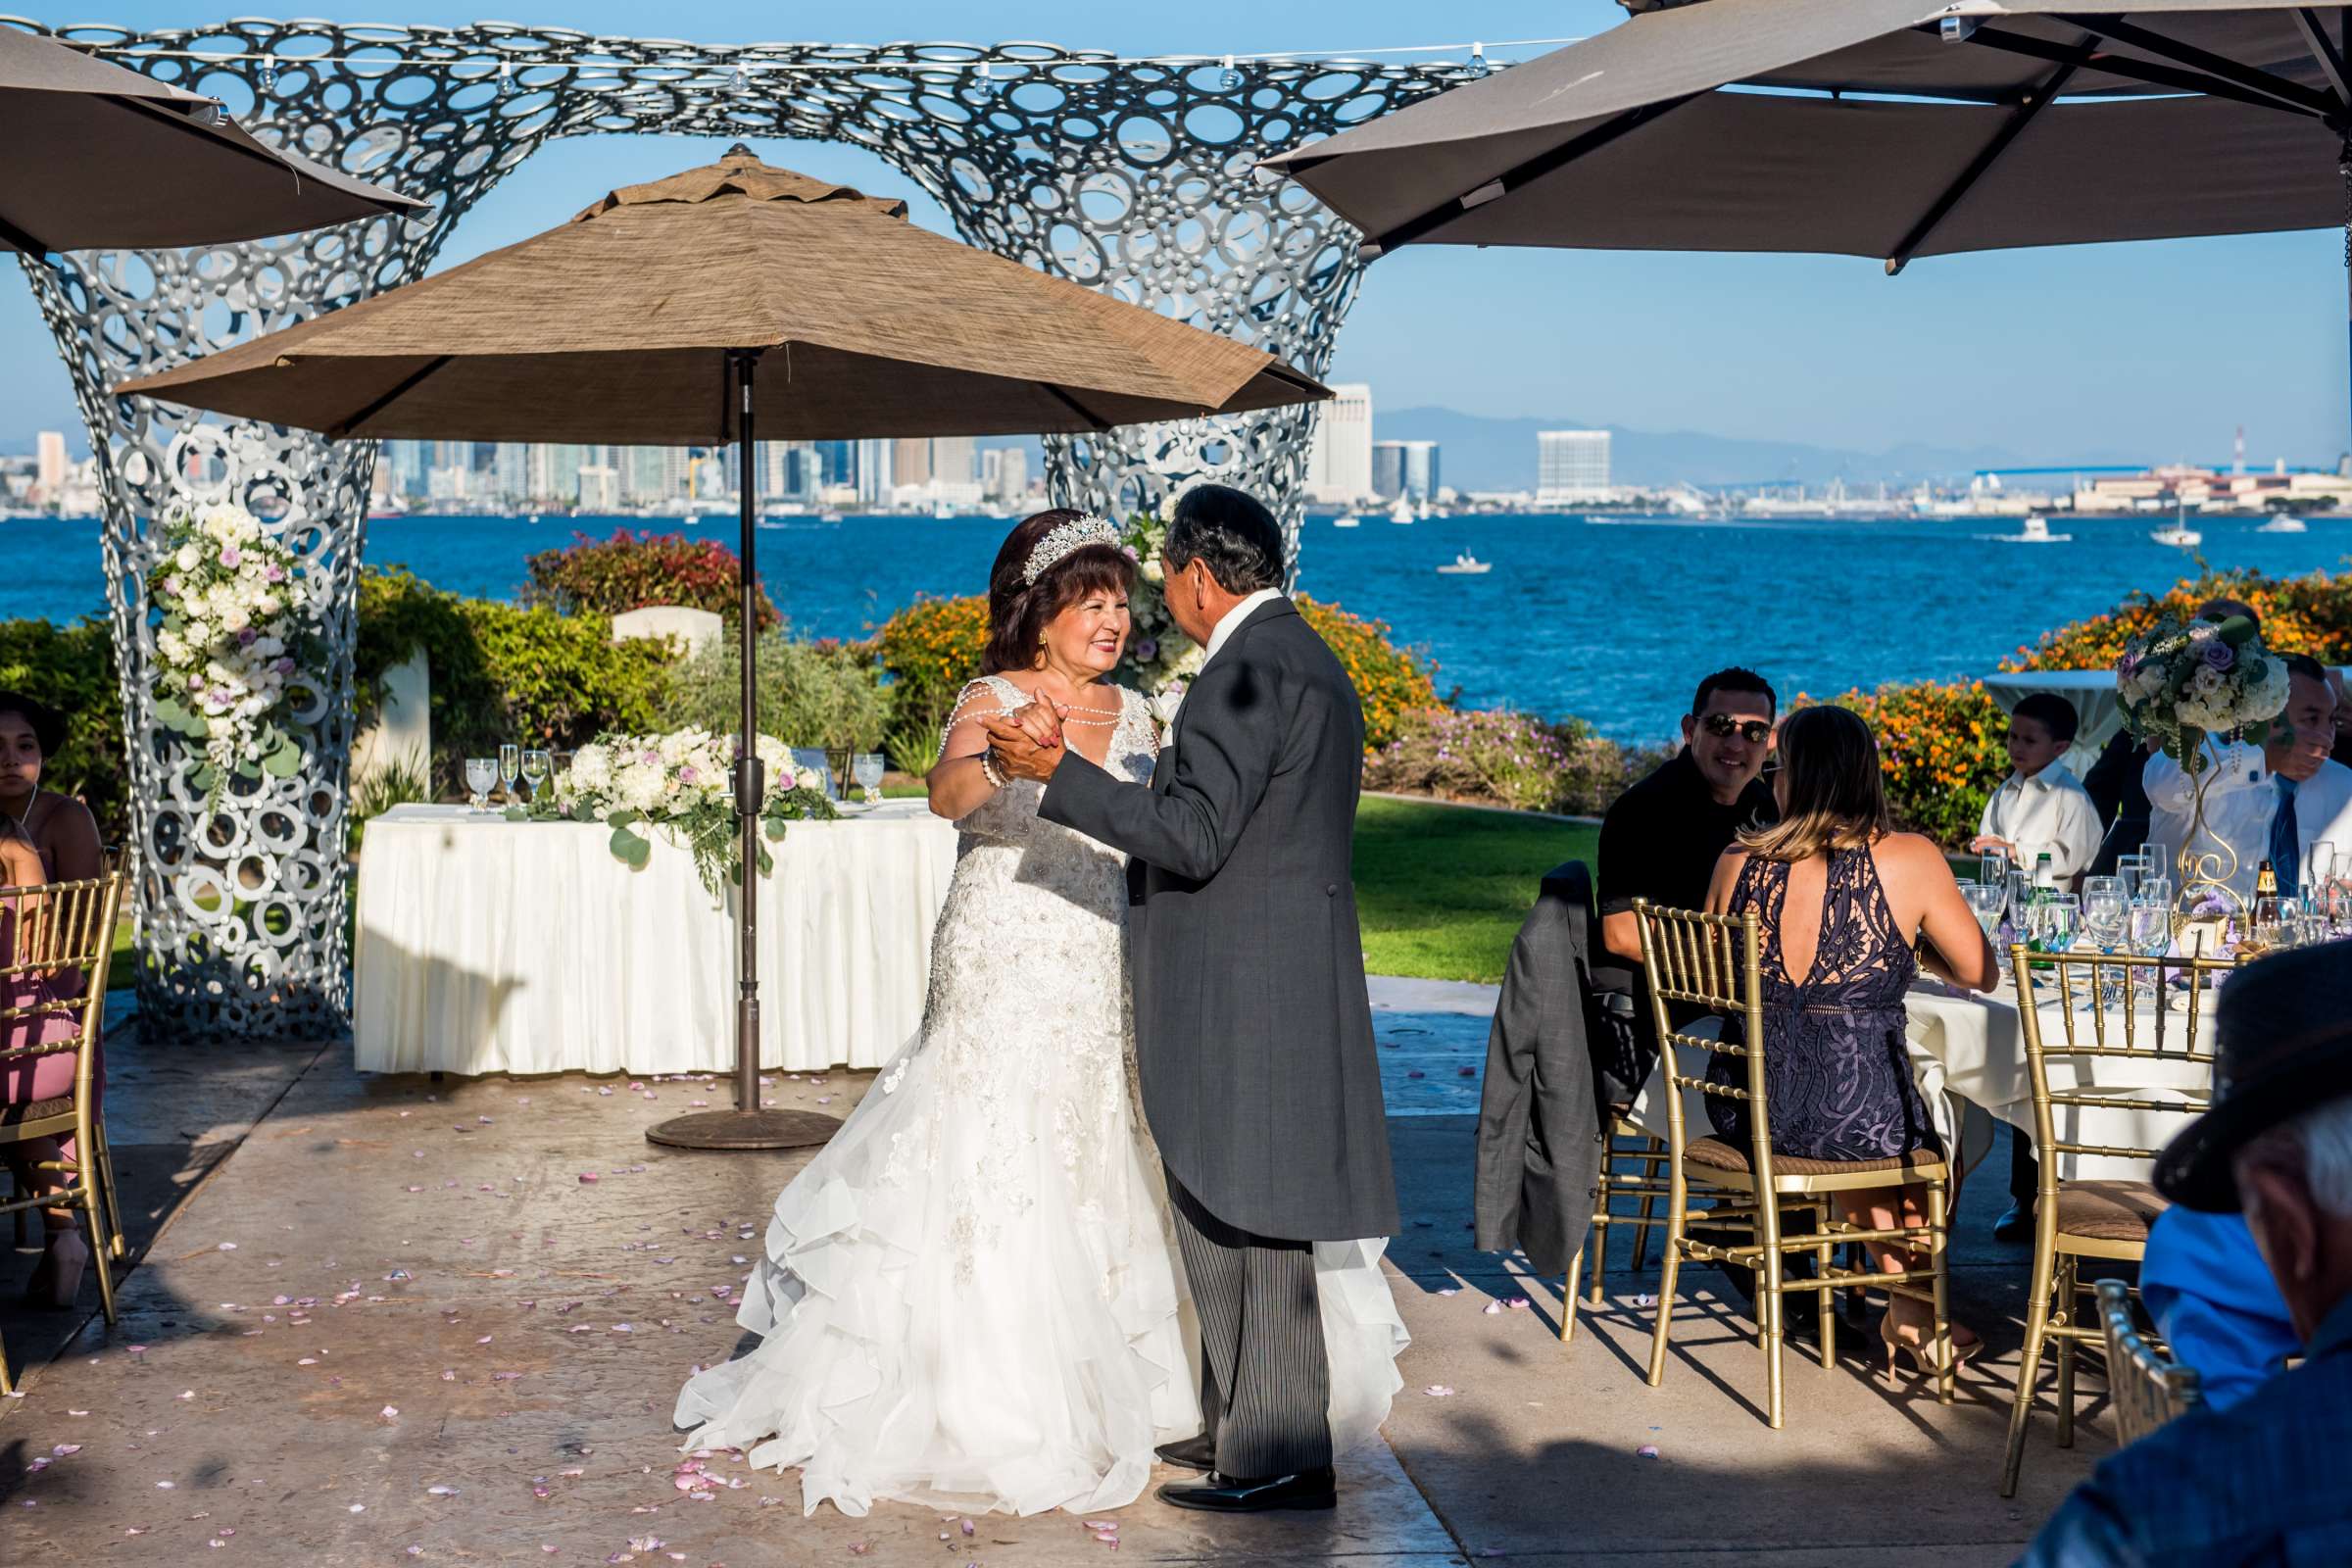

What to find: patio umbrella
left=117, top=145, right=1329, bottom=1152
left=1264, top=0, right=2352, bottom=434
left=0, top=25, right=421, bottom=252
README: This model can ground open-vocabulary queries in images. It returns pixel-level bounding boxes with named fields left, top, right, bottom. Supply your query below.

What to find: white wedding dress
left=673, top=675, right=1407, bottom=1518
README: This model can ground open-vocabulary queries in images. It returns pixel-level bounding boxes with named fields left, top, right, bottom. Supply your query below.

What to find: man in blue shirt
left=2018, top=941, right=2352, bottom=1566
left=2137, top=1208, right=2298, bottom=1410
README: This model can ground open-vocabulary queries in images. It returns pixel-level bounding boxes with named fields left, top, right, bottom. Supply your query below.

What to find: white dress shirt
left=2143, top=745, right=2352, bottom=900
left=1979, top=761, right=2102, bottom=885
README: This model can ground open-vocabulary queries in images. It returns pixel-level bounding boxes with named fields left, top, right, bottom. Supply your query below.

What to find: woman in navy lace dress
left=1704, top=705, right=1997, bottom=1370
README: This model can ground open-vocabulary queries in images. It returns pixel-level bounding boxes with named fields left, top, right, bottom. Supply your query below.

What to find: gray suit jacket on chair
left=1040, top=596, right=1399, bottom=1243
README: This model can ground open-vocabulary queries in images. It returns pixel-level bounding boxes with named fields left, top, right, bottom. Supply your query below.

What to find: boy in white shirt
left=1972, top=693, right=2101, bottom=887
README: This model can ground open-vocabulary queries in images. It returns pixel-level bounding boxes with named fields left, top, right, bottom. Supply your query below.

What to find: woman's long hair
left=1738, top=706, right=1891, bottom=863
left=979, top=510, right=1136, bottom=675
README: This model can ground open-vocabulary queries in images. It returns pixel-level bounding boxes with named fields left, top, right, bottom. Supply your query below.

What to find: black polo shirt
left=1597, top=748, right=1779, bottom=921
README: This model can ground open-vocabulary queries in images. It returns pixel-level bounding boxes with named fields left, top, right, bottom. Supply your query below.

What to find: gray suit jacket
left=1472, top=861, right=1631, bottom=1277
left=1040, top=596, right=1399, bottom=1242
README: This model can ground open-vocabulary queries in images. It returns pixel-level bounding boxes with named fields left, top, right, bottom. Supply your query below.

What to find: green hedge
left=0, top=617, right=124, bottom=839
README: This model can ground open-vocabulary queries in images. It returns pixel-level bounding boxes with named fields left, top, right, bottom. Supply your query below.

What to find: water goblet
left=2126, top=901, right=2172, bottom=1004
left=499, top=742, right=521, bottom=805
left=521, top=748, right=551, bottom=803
left=2114, top=853, right=2144, bottom=902
left=464, top=757, right=498, bottom=813
left=2037, top=893, right=2080, bottom=955
left=1980, top=848, right=2009, bottom=890
left=2082, top=888, right=2130, bottom=1005
left=1961, top=883, right=2006, bottom=978
left=2309, top=841, right=2338, bottom=900
left=852, top=751, right=885, bottom=806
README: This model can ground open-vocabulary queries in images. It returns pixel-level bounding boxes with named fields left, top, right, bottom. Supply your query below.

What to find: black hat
left=0, top=691, right=67, bottom=760
left=2155, top=941, right=2352, bottom=1211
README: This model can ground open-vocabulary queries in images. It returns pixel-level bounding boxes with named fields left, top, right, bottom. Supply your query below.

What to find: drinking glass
left=1961, top=883, right=2006, bottom=977
left=2138, top=873, right=2174, bottom=912
left=499, top=742, right=521, bottom=804
left=520, top=748, right=551, bottom=802
left=464, top=757, right=498, bottom=813
left=1980, top=848, right=2009, bottom=890
left=2309, top=841, right=2338, bottom=899
left=2082, top=888, right=2130, bottom=1004
left=2036, top=893, right=2080, bottom=954
left=852, top=751, right=885, bottom=806
left=2126, top=902, right=2172, bottom=1004
left=2082, top=875, right=2126, bottom=908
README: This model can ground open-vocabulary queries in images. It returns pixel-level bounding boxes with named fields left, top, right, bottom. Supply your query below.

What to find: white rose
left=175, top=543, right=201, bottom=571
left=220, top=606, right=250, bottom=634
left=187, top=619, right=214, bottom=646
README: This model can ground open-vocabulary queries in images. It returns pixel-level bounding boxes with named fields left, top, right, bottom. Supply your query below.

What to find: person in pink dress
left=0, top=692, right=108, bottom=1308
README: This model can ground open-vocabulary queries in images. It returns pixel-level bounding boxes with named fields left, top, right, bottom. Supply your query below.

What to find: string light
left=257, top=54, right=277, bottom=91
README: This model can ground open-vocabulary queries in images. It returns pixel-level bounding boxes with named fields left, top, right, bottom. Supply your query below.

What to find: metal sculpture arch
left=7, top=17, right=1475, bottom=1035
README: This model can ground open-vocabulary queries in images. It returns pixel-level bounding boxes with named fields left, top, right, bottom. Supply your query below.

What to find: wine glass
left=2126, top=901, right=2172, bottom=1004
left=2082, top=887, right=2130, bottom=1005
left=2309, top=841, right=2338, bottom=901
left=1961, top=883, right=2006, bottom=978
left=853, top=751, right=885, bottom=806
left=2036, top=893, right=2080, bottom=954
left=2114, top=852, right=2144, bottom=903
left=520, top=748, right=551, bottom=803
left=464, top=757, right=498, bottom=813
left=499, top=742, right=521, bottom=805
left=1980, top=848, right=2009, bottom=891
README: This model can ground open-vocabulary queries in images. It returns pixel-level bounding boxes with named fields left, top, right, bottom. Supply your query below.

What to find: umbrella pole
left=647, top=348, right=840, bottom=1152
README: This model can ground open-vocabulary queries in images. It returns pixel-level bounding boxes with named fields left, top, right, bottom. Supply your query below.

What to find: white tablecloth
left=355, top=801, right=959, bottom=1076
left=1627, top=985, right=2213, bottom=1184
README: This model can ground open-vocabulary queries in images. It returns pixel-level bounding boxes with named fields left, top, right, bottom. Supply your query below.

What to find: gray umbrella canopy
left=0, top=26, right=422, bottom=252
left=1267, top=0, right=2352, bottom=268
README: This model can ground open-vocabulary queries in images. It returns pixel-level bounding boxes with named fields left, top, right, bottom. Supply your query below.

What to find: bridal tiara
left=1021, top=514, right=1123, bottom=586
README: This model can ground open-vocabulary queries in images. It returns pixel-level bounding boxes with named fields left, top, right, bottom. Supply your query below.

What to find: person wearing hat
left=2017, top=940, right=2352, bottom=1566
left=0, top=690, right=107, bottom=1311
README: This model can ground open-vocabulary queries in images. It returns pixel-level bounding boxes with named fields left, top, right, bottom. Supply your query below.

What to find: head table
left=1628, top=982, right=2214, bottom=1184
left=354, top=800, right=958, bottom=1077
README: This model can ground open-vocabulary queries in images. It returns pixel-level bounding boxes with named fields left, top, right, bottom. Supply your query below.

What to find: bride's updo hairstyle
left=980, top=508, right=1137, bottom=675
left=1738, top=705, right=1891, bottom=863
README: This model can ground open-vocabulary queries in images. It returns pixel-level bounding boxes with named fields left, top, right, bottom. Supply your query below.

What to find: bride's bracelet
left=978, top=749, right=1009, bottom=790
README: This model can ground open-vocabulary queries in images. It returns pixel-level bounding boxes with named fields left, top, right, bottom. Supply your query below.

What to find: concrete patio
left=0, top=981, right=2107, bottom=1566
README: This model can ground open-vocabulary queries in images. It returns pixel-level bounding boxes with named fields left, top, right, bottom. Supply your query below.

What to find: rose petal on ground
left=1424, top=1385, right=1456, bottom=1396
left=1637, top=1445, right=1660, bottom=1459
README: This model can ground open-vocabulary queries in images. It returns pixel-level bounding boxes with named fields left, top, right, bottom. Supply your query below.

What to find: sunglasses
left=1700, top=714, right=1772, bottom=744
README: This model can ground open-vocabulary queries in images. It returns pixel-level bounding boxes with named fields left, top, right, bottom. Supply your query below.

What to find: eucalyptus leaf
left=609, top=824, right=652, bottom=870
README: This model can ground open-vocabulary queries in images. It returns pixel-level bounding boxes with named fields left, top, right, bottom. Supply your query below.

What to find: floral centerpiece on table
left=534, top=728, right=836, bottom=898
left=145, top=499, right=324, bottom=807
left=1115, top=498, right=1204, bottom=725
left=2114, top=612, right=2288, bottom=761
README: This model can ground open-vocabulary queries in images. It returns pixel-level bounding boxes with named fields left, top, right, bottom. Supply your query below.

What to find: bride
left=673, top=510, right=1405, bottom=1518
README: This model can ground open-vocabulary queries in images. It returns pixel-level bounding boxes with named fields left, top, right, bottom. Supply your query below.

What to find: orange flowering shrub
left=2008, top=568, right=2352, bottom=671
left=1295, top=596, right=1438, bottom=752
left=871, top=593, right=993, bottom=773
left=1805, top=679, right=2010, bottom=847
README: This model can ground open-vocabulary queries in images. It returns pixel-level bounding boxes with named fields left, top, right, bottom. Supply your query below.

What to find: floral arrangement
left=145, top=499, right=323, bottom=806
left=2114, top=612, right=2289, bottom=760
left=1113, top=503, right=1204, bottom=717
left=536, top=728, right=836, bottom=897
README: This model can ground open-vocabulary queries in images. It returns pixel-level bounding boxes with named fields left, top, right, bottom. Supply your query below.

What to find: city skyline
left=4, top=0, right=2350, bottom=466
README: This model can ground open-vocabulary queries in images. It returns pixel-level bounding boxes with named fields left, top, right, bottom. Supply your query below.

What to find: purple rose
left=220, top=546, right=241, bottom=568
left=2200, top=640, right=2235, bottom=672
left=238, top=626, right=257, bottom=646
left=273, top=657, right=296, bottom=674
left=1134, top=639, right=1158, bottom=662
left=678, top=765, right=698, bottom=786
left=1122, top=545, right=1141, bottom=561
left=266, top=564, right=286, bottom=583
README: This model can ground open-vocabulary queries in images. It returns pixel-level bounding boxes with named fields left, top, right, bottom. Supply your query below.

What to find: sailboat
left=1389, top=495, right=1415, bottom=525
left=2150, top=505, right=2202, bottom=548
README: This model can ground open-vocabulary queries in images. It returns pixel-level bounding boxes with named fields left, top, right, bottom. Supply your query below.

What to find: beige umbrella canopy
left=120, top=146, right=1328, bottom=1152
left=0, top=25, right=422, bottom=252
left=117, top=149, right=1326, bottom=440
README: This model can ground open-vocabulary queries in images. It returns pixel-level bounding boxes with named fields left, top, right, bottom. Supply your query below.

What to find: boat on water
left=1436, top=552, right=1492, bottom=575
left=818, top=509, right=845, bottom=523
left=1332, top=514, right=1361, bottom=529
left=1389, top=496, right=1415, bottom=525
left=1991, top=514, right=2072, bottom=544
left=932, top=500, right=956, bottom=520
left=2150, top=523, right=2202, bottom=547
left=2258, top=515, right=2310, bottom=533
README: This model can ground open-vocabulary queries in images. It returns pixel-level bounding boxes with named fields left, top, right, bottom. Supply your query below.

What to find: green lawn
left=1352, top=796, right=1597, bottom=985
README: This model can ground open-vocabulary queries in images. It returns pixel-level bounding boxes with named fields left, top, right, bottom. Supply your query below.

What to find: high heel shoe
left=24, top=1226, right=88, bottom=1310
left=1880, top=1311, right=1979, bottom=1380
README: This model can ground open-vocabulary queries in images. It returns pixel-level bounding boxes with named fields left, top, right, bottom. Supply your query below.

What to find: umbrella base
left=644, top=1107, right=841, bottom=1151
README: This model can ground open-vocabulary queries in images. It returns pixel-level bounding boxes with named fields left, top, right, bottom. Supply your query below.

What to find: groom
left=984, top=484, right=1398, bottom=1514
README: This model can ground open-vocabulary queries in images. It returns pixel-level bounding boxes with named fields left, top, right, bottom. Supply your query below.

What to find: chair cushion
left=1685, top=1135, right=1944, bottom=1178
left=2057, top=1180, right=2168, bottom=1244
left=0, top=1095, right=74, bottom=1128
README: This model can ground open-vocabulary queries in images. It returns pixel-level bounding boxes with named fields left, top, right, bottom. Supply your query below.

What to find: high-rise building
left=1304, top=385, right=1373, bottom=504
left=855, top=438, right=894, bottom=505
left=34, top=431, right=68, bottom=496
left=491, top=444, right=530, bottom=504
left=891, top=437, right=934, bottom=488
left=1538, top=429, right=1612, bottom=503
left=996, top=446, right=1029, bottom=504
left=812, top=440, right=857, bottom=493
left=1371, top=440, right=1440, bottom=502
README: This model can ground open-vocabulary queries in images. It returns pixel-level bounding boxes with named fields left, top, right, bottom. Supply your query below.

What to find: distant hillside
left=1377, top=407, right=2141, bottom=491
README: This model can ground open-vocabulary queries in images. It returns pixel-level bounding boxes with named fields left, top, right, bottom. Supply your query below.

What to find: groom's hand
left=981, top=712, right=1063, bottom=783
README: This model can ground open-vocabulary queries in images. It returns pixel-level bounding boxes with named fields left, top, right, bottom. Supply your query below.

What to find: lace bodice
left=1735, top=847, right=1915, bottom=1010
left=939, top=674, right=1159, bottom=850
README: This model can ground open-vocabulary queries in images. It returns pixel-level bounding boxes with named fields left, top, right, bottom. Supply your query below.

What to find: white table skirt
left=1627, top=985, right=2213, bottom=1184
left=354, top=801, right=959, bottom=1076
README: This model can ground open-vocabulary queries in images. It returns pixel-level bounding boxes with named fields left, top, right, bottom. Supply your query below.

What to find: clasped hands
left=980, top=702, right=1071, bottom=783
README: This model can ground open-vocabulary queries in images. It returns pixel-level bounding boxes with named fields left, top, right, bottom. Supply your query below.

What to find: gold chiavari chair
left=1559, top=1115, right=1671, bottom=1348
left=1997, top=943, right=2230, bottom=1496
left=0, top=867, right=129, bottom=1395
left=1636, top=899, right=1954, bottom=1429
left=2093, top=1278, right=2203, bottom=1446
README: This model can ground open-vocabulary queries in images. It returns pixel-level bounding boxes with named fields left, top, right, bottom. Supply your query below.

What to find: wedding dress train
left=673, top=676, right=1407, bottom=1517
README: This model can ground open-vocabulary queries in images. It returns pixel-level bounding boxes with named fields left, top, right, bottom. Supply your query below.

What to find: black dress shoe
left=1154, top=1434, right=1216, bottom=1471
left=1156, top=1467, right=1337, bottom=1513
left=1993, top=1202, right=2033, bottom=1244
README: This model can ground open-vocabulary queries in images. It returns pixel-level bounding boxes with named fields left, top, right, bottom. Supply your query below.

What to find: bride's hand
left=1004, top=701, right=1067, bottom=751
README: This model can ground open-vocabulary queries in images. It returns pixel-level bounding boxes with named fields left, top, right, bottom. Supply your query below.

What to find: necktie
left=2271, top=774, right=2301, bottom=899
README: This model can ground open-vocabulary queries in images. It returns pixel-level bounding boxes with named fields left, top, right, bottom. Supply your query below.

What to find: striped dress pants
left=1166, top=1170, right=1333, bottom=1479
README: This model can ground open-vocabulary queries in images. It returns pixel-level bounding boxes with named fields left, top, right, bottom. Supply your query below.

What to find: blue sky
left=5, top=0, right=2348, bottom=466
